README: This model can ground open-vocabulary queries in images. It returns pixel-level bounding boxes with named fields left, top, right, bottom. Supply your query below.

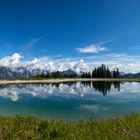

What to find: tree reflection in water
left=0, top=81, right=121, bottom=102
left=82, top=81, right=120, bottom=96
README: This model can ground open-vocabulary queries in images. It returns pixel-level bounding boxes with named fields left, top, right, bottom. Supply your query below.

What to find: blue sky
left=0, top=0, right=140, bottom=72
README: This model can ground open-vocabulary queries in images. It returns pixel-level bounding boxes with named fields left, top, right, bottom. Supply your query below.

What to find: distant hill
left=121, top=72, right=140, bottom=78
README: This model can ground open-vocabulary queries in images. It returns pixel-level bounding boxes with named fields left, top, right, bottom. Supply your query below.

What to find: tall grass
left=0, top=114, right=139, bottom=139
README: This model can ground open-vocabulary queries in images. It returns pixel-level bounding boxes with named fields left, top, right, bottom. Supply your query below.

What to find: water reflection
left=0, top=81, right=135, bottom=101
left=0, top=82, right=139, bottom=119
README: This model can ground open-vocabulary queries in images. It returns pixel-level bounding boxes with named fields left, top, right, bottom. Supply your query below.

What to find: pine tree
left=91, top=64, right=112, bottom=78
left=113, top=68, right=120, bottom=78
left=116, top=68, right=120, bottom=78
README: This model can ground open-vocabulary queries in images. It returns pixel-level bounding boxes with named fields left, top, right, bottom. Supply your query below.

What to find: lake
left=0, top=81, right=140, bottom=120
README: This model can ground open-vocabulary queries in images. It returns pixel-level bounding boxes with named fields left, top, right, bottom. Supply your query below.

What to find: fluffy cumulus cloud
left=0, top=53, right=89, bottom=73
left=0, top=53, right=140, bottom=73
left=0, top=53, right=22, bottom=67
left=76, top=44, right=107, bottom=53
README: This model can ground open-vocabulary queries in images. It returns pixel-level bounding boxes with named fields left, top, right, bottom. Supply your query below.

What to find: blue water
left=0, top=81, right=139, bottom=120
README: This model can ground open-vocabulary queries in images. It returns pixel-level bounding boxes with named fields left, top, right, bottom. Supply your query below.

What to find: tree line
left=33, top=71, right=77, bottom=79
left=81, top=64, right=120, bottom=78
left=34, top=64, right=120, bottom=79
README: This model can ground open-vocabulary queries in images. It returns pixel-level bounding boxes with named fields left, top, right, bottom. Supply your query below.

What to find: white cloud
left=0, top=53, right=140, bottom=73
left=80, top=54, right=140, bottom=73
left=0, top=53, right=22, bottom=67
left=79, top=104, right=109, bottom=112
left=54, top=53, right=140, bottom=73
left=76, top=44, right=107, bottom=53
left=0, top=53, right=89, bottom=73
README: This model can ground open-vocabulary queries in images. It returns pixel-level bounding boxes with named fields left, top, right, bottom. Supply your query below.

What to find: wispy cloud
left=23, top=38, right=40, bottom=48
left=130, top=46, right=140, bottom=50
left=21, top=34, right=47, bottom=51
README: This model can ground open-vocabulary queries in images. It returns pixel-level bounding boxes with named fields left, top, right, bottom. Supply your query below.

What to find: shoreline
left=0, top=78, right=140, bottom=84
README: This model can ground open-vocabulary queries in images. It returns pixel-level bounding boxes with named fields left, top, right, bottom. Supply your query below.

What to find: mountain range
left=0, top=53, right=139, bottom=79
left=0, top=65, right=139, bottom=79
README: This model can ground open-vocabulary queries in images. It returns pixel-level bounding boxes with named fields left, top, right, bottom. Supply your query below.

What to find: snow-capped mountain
left=0, top=53, right=89, bottom=78
left=0, top=53, right=135, bottom=79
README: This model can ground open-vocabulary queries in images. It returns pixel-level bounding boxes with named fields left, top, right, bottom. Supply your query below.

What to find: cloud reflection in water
left=0, top=81, right=139, bottom=102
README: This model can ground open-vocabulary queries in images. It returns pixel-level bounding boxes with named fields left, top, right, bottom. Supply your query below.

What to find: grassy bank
left=0, top=114, right=139, bottom=140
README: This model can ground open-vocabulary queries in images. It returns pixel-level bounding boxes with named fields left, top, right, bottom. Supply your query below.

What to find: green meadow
left=0, top=114, right=139, bottom=140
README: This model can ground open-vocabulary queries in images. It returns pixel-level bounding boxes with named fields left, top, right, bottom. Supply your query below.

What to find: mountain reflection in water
left=0, top=81, right=120, bottom=101
left=0, top=81, right=140, bottom=119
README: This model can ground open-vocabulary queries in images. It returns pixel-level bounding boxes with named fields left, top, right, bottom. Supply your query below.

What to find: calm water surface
left=0, top=81, right=140, bottom=120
